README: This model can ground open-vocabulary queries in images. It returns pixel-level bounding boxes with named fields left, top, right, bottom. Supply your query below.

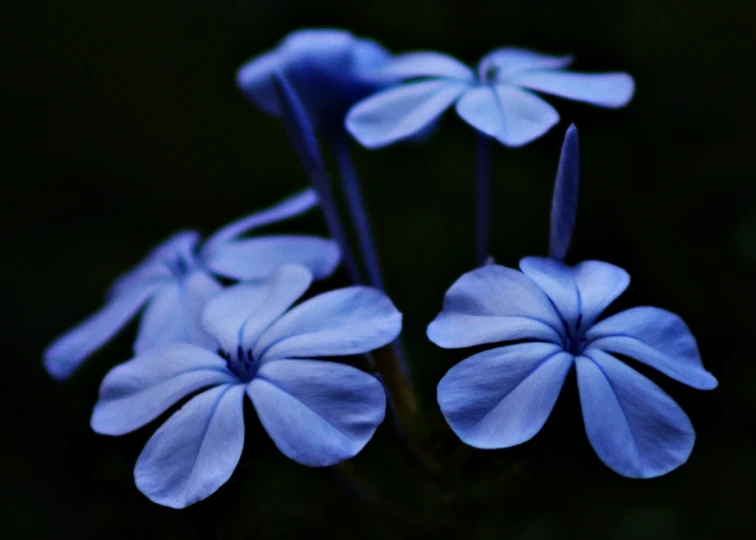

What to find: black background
left=4, top=0, right=756, bottom=538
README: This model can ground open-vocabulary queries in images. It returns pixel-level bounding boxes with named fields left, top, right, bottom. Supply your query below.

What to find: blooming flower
left=346, top=48, right=635, bottom=148
left=44, top=189, right=340, bottom=380
left=90, top=264, right=400, bottom=508
left=428, top=125, right=717, bottom=478
left=237, top=29, right=395, bottom=134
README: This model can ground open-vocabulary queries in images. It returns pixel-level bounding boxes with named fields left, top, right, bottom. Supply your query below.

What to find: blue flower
left=237, top=29, right=394, bottom=134
left=346, top=48, right=634, bottom=148
left=428, top=126, right=717, bottom=478
left=44, top=189, right=340, bottom=381
left=90, top=264, right=401, bottom=508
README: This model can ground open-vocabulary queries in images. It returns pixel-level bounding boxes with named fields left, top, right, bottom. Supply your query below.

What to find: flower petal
left=134, top=270, right=222, bottom=354
left=427, top=264, right=564, bottom=349
left=372, top=51, right=475, bottom=81
left=255, top=286, right=402, bottom=361
left=519, top=257, right=581, bottom=330
left=202, top=265, right=313, bottom=354
left=346, top=80, right=469, bottom=148
left=200, top=189, right=318, bottom=256
left=549, top=124, right=580, bottom=261
left=508, top=70, right=635, bottom=108
left=248, top=359, right=385, bottom=466
left=587, top=307, right=717, bottom=390
left=519, top=257, right=630, bottom=333
left=44, top=283, right=163, bottom=381
left=571, top=260, right=630, bottom=328
left=438, top=343, right=573, bottom=449
left=134, top=384, right=246, bottom=509
left=481, top=47, right=574, bottom=79
left=455, top=85, right=559, bottom=147
left=204, top=235, right=340, bottom=282
left=91, top=344, right=237, bottom=435
left=577, top=349, right=696, bottom=478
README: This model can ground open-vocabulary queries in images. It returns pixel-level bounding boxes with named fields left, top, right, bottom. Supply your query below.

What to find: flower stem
left=475, top=133, right=492, bottom=266
left=332, top=136, right=412, bottom=379
left=332, top=136, right=385, bottom=291
left=371, top=344, right=440, bottom=475
left=269, top=72, right=362, bottom=284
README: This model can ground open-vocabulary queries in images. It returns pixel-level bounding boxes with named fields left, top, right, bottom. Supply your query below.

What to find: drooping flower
left=44, top=189, right=340, bottom=380
left=90, top=264, right=400, bottom=508
left=237, top=29, right=395, bottom=135
left=346, top=48, right=634, bottom=148
left=428, top=125, right=717, bottom=478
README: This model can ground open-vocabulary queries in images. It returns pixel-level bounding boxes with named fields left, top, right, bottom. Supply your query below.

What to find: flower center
left=164, top=250, right=197, bottom=279
left=220, top=346, right=258, bottom=382
left=562, top=314, right=587, bottom=356
left=477, top=59, right=500, bottom=84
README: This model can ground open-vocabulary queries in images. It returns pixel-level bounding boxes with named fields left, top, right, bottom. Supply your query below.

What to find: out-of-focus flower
left=44, top=189, right=340, bottom=380
left=347, top=48, right=634, bottom=148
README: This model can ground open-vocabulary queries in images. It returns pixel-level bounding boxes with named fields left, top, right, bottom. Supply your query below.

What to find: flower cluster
left=44, top=28, right=716, bottom=510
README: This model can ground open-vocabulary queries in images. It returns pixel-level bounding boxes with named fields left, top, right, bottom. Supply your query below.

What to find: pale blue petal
left=134, top=270, right=222, bottom=354
left=587, top=307, right=718, bottom=390
left=519, top=257, right=630, bottom=333
left=201, top=284, right=268, bottom=354
left=346, top=80, right=469, bottom=148
left=372, top=51, right=475, bottom=81
left=481, top=47, right=574, bottom=79
left=107, top=261, right=171, bottom=301
left=549, top=124, right=580, bottom=261
left=519, top=257, right=581, bottom=330
left=508, top=71, right=635, bottom=108
left=577, top=350, right=695, bottom=478
left=44, top=283, right=163, bottom=380
left=204, top=235, right=340, bottom=282
left=255, top=286, right=402, bottom=361
left=200, top=189, right=318, bottom=256
left=134, top=384, right=246, bottom=509
left=427, top=264, right=564, bottom=349
left=248, top=359, right=385, bottom=466
left=91, top=344, right=237, bottom=435
left=571, top=260, right=630, bottom=328
left=455, top=85, right=559, bottom=147
left=201, top=265, right=312, bottom=354
left=438, top=343, right=573, bottom=448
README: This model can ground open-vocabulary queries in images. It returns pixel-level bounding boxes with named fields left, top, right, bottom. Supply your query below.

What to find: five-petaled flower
left=90, top=264, right=401, bottom=508
left=44, top=189, right=340, bottom=380
left=346, top=48, right=634, bottom=148
left=237, top=29, right=395, bottom=135
left=428, top=125, right=717, bottom=478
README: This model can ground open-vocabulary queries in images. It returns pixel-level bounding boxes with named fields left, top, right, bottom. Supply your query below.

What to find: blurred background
left=4, top=0, right=755, bottom=538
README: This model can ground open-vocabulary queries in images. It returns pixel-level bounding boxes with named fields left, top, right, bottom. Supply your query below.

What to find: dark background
left=4, top=0, right=756, bottom=538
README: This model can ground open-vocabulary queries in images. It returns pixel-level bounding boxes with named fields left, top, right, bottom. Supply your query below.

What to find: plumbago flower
left=346, top=47, right=635, bottom=148
left=44, top=189, right=340, bottom=380
left=428, top=125, right=717, bottom=478
left=91, top=264, right=400, bottom=508
left=237, top=29, right=395, bottom=135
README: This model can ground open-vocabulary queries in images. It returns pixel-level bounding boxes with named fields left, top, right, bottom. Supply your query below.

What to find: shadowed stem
left=371, top=344, right=440, bottom=475
left=475, top=133, right=492, bottom=266
left=270, top=72, right=362, bottom=284
left=332, top=136, right=412, bottom=379
left=333, top=136, right=385, bottom=291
